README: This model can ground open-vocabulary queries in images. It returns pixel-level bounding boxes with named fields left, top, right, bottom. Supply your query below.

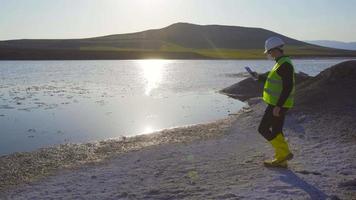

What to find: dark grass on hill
left=1, top=47, right=356, bottom=60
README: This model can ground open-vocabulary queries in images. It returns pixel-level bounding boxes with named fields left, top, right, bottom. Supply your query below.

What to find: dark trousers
left=258, top=104, right=289, bottom=141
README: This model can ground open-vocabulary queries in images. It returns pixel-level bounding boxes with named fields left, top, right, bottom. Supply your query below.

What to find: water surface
left=0, top=59, right=350, bottom=154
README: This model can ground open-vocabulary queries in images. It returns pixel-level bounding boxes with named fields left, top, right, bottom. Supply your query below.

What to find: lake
left=0, top=58, right=350, bottom=155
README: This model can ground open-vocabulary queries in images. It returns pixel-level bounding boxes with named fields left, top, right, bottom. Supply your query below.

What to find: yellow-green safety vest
left=263, top=56, right=295, bottom=108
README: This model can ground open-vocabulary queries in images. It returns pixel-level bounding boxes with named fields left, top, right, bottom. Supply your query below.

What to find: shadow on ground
left=269, top=168, right=329, bottom=200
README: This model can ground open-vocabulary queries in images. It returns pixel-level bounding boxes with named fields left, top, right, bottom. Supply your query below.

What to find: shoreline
left=2, top=99, right=354, bottom=199
left=0, top=108, right=246, bottom=192
left=1, top=56, right=356, bottom=61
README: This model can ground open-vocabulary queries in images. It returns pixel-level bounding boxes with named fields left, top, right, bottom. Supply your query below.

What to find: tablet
left=244, top=66, right=257, bottom=80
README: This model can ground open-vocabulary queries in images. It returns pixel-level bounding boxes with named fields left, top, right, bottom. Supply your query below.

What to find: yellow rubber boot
left=264, top=160, right=288, bottom=168
left=271, top=133, right=293, bottom=161
left=263, top=133, right=293, bottom=168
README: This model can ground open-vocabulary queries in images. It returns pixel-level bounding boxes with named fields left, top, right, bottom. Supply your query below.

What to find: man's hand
left=273, top=106, right=281, bottom=117
left=251, top=72, right=258, bottom=79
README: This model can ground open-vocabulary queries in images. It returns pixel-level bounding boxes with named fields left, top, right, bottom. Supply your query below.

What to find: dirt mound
left=219, top=71, right=310, bottom=101
left=295, top=60, right=356, bottom=114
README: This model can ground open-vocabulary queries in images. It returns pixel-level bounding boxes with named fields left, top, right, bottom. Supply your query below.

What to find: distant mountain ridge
left=0, top=23, right=308, bottom=50
left=305, top=40, right=356, bottom=50
left=93, top=23, right=309, bottom=49
left=1, top=22, right=356, bottom=60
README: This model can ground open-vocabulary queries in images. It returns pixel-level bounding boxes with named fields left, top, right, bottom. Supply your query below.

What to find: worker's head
left=267, top=46, right=284, bottom=59
left=264, top=37, right=285, bottom=59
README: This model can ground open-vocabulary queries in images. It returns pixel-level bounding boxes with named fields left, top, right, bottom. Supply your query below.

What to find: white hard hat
left=264, top=37, right=285, bottom=54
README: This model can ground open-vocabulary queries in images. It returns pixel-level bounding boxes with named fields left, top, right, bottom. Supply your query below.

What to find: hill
left=306, top=40, right=356, bottom=50
left=1, top=23, right=356, bottom=59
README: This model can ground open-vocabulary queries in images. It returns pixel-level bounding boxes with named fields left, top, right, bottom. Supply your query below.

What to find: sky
left=1, top=0, right=356, bottom=42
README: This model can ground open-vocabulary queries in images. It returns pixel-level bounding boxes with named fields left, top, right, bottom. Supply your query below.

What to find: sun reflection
left=137, top=59, right=170, bottom=96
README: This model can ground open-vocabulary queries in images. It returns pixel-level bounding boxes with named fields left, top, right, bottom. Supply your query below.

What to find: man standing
left=252, top=37, right=295, bottom=168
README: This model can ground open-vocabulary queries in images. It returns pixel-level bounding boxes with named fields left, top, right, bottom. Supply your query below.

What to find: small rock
left=338, top=179, right=356, bottom=188
left=329, top=195, right=341, bottom=200
left=27, top=128, right=36, bottom=133
left=296, top=170, right=321, bottom=176
left=339, top=171, right=353, bottom=176
left=218, top=193, right=237, bottom=198
left=147, top=189, right=160, bottom=195
left=297, top=115, right=307, bottom=123
left=242, top=108, right=252, bottom=113
left=118, top=192, right=128, bottom=197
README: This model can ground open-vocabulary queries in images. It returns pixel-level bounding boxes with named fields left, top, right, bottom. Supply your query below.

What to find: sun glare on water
left=137, top=59, right=170, bottom=96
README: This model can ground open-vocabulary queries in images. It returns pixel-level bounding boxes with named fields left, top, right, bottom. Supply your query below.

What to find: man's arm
left=276, top=63, right=294, bottom=107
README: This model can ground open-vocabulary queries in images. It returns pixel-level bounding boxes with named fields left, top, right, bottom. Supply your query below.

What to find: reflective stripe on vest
left=266, top=78, right=283, bottom=84
left=264, top=88, right=295, bottom=98
left=262, top=56, right=295, bottom=108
